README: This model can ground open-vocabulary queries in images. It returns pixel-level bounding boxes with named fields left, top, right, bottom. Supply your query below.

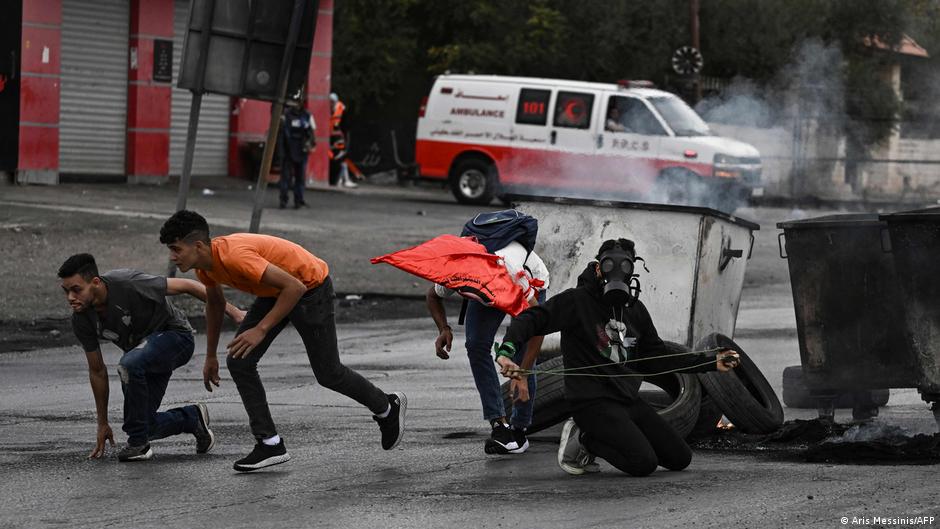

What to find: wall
left=17, top=0, right=61, bottom=184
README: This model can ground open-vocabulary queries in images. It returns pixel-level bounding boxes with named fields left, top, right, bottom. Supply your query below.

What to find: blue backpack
left=460, top=210, right=538, bottom=254
left=457, top=210, right=539, bottom=324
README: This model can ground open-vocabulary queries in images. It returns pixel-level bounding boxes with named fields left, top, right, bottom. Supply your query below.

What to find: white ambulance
left=414, top=74, right=762, bottom=210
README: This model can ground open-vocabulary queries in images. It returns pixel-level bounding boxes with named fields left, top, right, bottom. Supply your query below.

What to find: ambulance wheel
left=450, top=158, right=498, bottom=205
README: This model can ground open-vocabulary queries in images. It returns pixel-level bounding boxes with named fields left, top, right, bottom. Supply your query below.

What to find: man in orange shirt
left=159, top=210, right=406, bottom=472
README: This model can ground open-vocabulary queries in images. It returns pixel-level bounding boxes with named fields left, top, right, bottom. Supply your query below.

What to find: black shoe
left=373, top=392, right=407, bottom=450
left=233, top=440, right=291, bottom=472
left=118, top=443, right=153, bottom=462
left=508, top=426, right=529, bottom=454
left=278, top=203, right=287, bottom=209
left=193, top=403, right=215, bottom=454
left=484, top=421, right=519, bottom=454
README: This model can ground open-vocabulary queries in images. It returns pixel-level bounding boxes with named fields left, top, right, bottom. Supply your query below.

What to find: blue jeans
left=117, top=330, right=198, bottom=446
left=463, top=294, right=542, bottom=429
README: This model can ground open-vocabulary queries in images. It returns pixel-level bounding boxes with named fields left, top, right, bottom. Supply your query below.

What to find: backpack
left=457, top=210, right=539, bottom=324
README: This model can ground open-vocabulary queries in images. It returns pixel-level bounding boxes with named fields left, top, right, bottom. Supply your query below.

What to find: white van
left=414, top=74, right=762, bottom=210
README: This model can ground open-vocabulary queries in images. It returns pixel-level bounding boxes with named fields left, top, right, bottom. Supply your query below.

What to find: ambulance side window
left=608, top=96, right=666, bottom=136
left=553, top=92, right=594, bottom=129
left=516, top=88, right=551, bottom=126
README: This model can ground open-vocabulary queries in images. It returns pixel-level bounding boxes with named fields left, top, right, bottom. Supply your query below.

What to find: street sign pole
left=248, top=0, right=309, bottom=233
left=167, top=0, right=215, bottom=277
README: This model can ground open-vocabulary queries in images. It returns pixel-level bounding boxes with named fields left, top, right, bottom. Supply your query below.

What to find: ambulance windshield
left=648, top=96, right=712, bottom=137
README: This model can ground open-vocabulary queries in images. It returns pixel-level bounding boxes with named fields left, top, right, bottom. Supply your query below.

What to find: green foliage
left=332, top=0, right=940, bottom=147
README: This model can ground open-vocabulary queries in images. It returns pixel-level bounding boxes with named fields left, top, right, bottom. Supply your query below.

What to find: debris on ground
left=690, top=419, right=940, bottom=464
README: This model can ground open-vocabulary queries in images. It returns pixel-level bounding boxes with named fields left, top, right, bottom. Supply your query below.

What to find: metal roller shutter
left=59, top=0, right=129, bottom=175
left=170, top=0, right=231, bottom=177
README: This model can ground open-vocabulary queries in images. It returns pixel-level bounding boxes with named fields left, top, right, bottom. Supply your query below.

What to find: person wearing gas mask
left=492, top=238, right=739, bottom=477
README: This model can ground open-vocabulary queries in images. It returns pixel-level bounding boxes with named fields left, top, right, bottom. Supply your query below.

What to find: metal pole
left=167, top=92, right=203, bottom=277
left=690, top=0, right=701, bottom=104
left=167, top=0, right=215, bottom=277
left=248, top=0, right=310, bottom=233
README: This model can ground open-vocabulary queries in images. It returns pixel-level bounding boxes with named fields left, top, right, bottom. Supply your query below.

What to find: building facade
left=1, top=0, right=333, bottom=185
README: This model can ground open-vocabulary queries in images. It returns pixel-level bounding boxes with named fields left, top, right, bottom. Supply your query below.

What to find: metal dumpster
left=880, top=207, right=940, bottom=416
left=777, top=215, right=913, bottom=391
left=510, top=195, right=759, bottom=348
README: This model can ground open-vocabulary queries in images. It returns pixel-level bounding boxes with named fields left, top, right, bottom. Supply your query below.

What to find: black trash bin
left=777, top=214, right=915, bottom=418
left=879, top=207, right=940, bottom=411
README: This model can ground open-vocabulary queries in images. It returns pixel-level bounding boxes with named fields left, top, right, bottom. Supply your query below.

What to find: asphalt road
left=1, top=179, right=938, bottom=528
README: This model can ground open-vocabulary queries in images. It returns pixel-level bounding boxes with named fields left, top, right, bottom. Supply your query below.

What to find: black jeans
left=572, top=398, right=692, bottom=477
left=227, top=276, right=389, bottom=440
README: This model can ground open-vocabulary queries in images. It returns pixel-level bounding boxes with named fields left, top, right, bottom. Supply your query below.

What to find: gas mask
left=597, top=243, right=642, bottom=308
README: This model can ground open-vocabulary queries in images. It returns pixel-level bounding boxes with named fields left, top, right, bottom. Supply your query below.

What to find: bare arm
left=226, top=264, right=306, bottom=359
left=166, top=277, right=245, bottom=324
left=84, top=349, right=114, bottom=458
left=202, top=284, right=226, bottom=391
left=426, top=286, right=453, bottom=359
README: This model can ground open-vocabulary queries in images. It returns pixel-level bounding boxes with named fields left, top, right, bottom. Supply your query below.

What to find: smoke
left=694, top=38, right=849, bottom=198
left=499, top=139, right=730, bottom=212
left=502, top=39, right=853, bottom=209
left=696, top=38, right=846, bottom=130
left=696, top=77, right=777, bottom=128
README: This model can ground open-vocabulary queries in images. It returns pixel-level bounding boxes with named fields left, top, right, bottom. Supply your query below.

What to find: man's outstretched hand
left=89, top=423, right=114, bottom=459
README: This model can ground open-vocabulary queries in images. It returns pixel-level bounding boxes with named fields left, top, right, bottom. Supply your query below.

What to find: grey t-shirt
left=71, top=269, right=193, bottom=353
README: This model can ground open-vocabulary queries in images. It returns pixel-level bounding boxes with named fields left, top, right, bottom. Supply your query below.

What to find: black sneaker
left=484, top=421, right=519, bottom=454
left=233, top=440, right=291, bottom=472
left=508, top=427, right=529, bottom=454
left=373, top=392, right=407, bottom=450
left=118, top=443, right=153, bottom=462
left=193, top=403, right=215, bottom=454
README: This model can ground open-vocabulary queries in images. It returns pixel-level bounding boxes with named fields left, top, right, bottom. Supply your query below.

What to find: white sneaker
left=558, top=418, right=600, bottom=475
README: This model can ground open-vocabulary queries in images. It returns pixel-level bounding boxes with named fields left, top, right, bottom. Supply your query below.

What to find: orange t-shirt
left=195, top=234, right=329, bottom=298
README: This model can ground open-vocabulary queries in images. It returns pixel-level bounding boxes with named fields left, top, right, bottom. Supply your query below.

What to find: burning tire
left=695, top=333, right=784, bottom=434
left=450, top=157, right=499, bottom=205
left=500, top=341, right=702, bottom=436
left=689, top=393, right=725, bottom=439
left=781, top=365, right=890, bottom=409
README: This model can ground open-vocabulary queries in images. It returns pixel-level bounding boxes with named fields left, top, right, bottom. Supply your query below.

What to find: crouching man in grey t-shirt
left=58, top=253, right=244, bottom=462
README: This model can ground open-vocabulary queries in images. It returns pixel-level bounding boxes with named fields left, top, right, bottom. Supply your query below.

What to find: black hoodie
left=503, top=262, right=717, bottom=407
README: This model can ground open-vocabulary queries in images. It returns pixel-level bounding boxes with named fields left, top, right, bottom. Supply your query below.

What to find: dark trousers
left=279, top=158, right=306, bottom=206
left=117, top=331, right=199, bottom=446
left=573, top=398, right=692, bottom=477
left=227, top=276, right=389, bottom=440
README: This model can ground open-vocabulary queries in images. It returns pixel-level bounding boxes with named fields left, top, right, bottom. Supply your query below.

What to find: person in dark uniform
left=278, top=94, right=315, bottom=209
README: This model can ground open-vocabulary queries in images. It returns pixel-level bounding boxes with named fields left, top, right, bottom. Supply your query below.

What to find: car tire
left=638, top=372, right=702, bottom=439
left=450, top=157, right=498, bottom=205
left=695, top=333, right=784, bottom=434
